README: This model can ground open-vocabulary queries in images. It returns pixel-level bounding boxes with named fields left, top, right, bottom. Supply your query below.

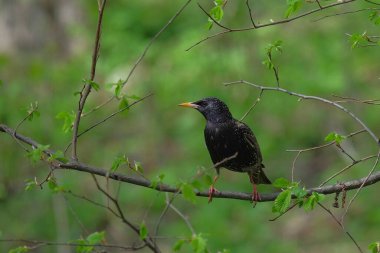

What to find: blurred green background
left=0, top=0, right=379, bottom=252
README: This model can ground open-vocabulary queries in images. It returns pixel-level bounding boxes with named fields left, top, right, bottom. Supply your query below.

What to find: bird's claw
left=208, top=185, right=219, bottom=203
left=251, top=185, right=261, bottom=207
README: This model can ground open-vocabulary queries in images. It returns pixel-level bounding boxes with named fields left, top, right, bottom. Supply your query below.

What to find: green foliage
left=84, top=79, right=100, bottom=92
left=173, top=239, right=186, bottom=252
left=191, top=233, right=208, bottom=253
left=150, top=173, right=165, bottom=188
left=369, top=11, right=380, bottom=25
left=118, top=96, right=129, bottom=110
left=74, top=231, right=105, bottom=253
left=133, top=161, right=144, bottom=174
left=285, top=0, right=303, bottom=18
left=47, top=177, right=65, bottom=193
left=56, top=111, right=76, bottom=133
left=262, top=40, right=283, bottom=70
left=8, top=246, right=29, bottom=253
left=139, top=221, right=148, bottom=240
left=349, top=32, right=368, bottom=49
left=26, top=144, right=49, bottom=163
left=272, top=189, right=292, bottom=214
left=181, top=183, right=197, bottom=204
left=24, top=178, right=37, bottom=191
left=324, top=132, right=345, bottom=144
left=110, top=154, right=128, bottom=172
left=272, top=178, right=324, bottom=214
left=25, top=101, right=40, bottom=121
left=369, top=242, right=380, bottom=253
left=47, top=150, right=68, bottom=163
left=208, top=0, right=225, bottom=30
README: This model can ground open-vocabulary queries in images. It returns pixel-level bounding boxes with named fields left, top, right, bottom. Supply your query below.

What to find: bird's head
left=179, top=97, right=232, bottom=123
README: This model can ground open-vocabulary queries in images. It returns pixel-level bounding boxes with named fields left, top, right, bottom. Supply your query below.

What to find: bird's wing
left=238, top=121, right=263, bottom=162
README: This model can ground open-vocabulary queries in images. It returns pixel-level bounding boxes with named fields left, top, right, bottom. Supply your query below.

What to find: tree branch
left=2, top=123, right=380, bottom=203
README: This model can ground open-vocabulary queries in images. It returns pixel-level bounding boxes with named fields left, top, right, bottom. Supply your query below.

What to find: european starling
left=179, top=97, right=271, bottom=203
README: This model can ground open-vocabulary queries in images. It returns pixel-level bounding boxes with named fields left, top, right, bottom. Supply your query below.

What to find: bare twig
left=313, top=8, right=380, bottom=22
left=332, top=94, right=380, bottom=105
left=245, top=0, right=257, bottom=28
left=0, top=238, right=144, bottom=251
left=71, top=0, right=107, bottom=161
left=318, top=203, right=363, bottom=253
left=240, top=89, right=263, bottom=121
left=225, top=80, right=380, bottom=146
left=341, top=149, right=380, bottom=224
left=3, top=124, right=380, bottom=203
left=187, top=0, right=356, bottom=51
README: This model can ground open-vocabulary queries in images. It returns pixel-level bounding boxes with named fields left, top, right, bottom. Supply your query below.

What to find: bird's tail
left=249, top=164, right=271, bottom=184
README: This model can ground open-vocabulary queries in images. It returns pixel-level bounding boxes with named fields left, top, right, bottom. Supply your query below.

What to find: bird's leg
left=208, top=175, right=219, bottom=203
left=250, top=174, right=261, bottom=207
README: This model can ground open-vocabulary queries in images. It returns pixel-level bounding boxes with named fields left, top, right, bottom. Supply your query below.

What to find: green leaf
left=47, top=177, right=64, bottom=193
left=84, top=79, right=100, bottom=91
left=24, top=178, right=37, bottom=191
left=191, top=233, right=207, bottom=253
left=285, top=0, right=303, bottom=18
left=27, top=144, right=50, bottom=163
left=8, top=246, right=29, bottom=253
left=47, top=150, right=68, bottom=163
left=119, top=96, right=129, bottom=110
left=272, top=189, right=292, bottom=214
left=139, top=221, right=148, bottom=240
left=26, top=101, right=40, bottom=121
left=150, top=173, right=165, bottom=188
left=292, top=186, right=307, bottom=199
left=56, top=111, right=76, bottom=133
left=303, top=192, right=325, bottom=211
left=75, top=238, right=92, bottom=253
left=369, top=11, right=380, bottom=25
left=272, top=177, right=291, bottom=188
left=110, top=154, right=128, bottom=172
left=349, top=32, right=367, bottom=49
left=324, top=132, right=345, bottom=144
left=134, top=161, right=144, bottom=174
left=113, top=79, right=124, bottom=98
left=173, top=239, right=186, bottom=252
left=368, top=242, right=380, bottom=253
left=86, top=231, right=105, bottom=244
left=181, top=183, right=197, bottom=204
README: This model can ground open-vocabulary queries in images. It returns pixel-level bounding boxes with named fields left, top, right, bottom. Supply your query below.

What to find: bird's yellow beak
left=178, top=102, right=198, bottom=108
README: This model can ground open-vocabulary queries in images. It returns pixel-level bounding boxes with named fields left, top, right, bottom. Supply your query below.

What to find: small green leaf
left=181, top=183, right=197, bottom=204
left=85, top=79, right=100, bottom=91
left=324, top=132, right=345, bottom=144
left=150, top=173, right=165, bottom=188
left=191, top=233, right=207, bottom=253
left=292, top=186, right=307, bottom=199
left=368, top=242, right=380, bottom=253
left=119, top=96, right=129, bottom=110
left=303, top=192, right=325, bottom=211
left=27, top=144, right=50, bottom=163
left=25, top=178, right=37, bottom=191
left=47, top=150, right=68, bottom=163
left=272, top=189, right=292, bottom=214
left=349, top=32, right=367, bottom=49
left=139, top=221, right=148, bottom=240
left=173, top=239, right=186, bottom=252
left=113, top=79, right=124, bottom=98
left=110, top=154, right=128, bottom=172
left=8, top=246, right=29, bottom=253
left=369, top=11, right=380, bottom=25
left=56, top=111, right=76, bottom=133
left=285, top=0, right=303, bottom=18
left=134, top=161, right=144, bottom=174
left=86, top=231, right=105, bottom=244
left=272, top=177, right=291, bottom=188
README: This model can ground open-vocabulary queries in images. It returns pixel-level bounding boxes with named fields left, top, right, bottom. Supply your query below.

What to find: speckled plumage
left=190, top=97, right=271, bottom=184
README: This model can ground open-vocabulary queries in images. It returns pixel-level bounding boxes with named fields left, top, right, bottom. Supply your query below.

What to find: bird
left=179, top=97, right=271, bottom=204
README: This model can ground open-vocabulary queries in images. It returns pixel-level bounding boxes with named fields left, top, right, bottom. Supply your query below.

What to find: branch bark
left=1, top=123, right=380, bottom=203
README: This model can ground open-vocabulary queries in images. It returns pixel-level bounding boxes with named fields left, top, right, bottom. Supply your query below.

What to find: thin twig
left=3, top=124, right=380, bottom=203
left=225, top=80, right=380, bottom=146
left=187, top=0, right=356, bottom=51
left=71, top=0, right=107, bottom=161
left=240, top=89, right=263, bottom=121
left=318, top=203, right=363, bottom=253
left=341, top=149, right=380, bottom=224
left=245, top=0, right=257, bottom=28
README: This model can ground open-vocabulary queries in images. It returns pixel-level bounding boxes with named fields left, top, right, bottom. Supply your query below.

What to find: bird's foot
left=251, top=184, right=261, bottom=207
left=208, top=185, right=219, bottom=203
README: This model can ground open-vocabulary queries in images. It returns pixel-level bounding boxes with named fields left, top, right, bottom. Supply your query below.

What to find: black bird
left=179, top=97, right=271, bottom=203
